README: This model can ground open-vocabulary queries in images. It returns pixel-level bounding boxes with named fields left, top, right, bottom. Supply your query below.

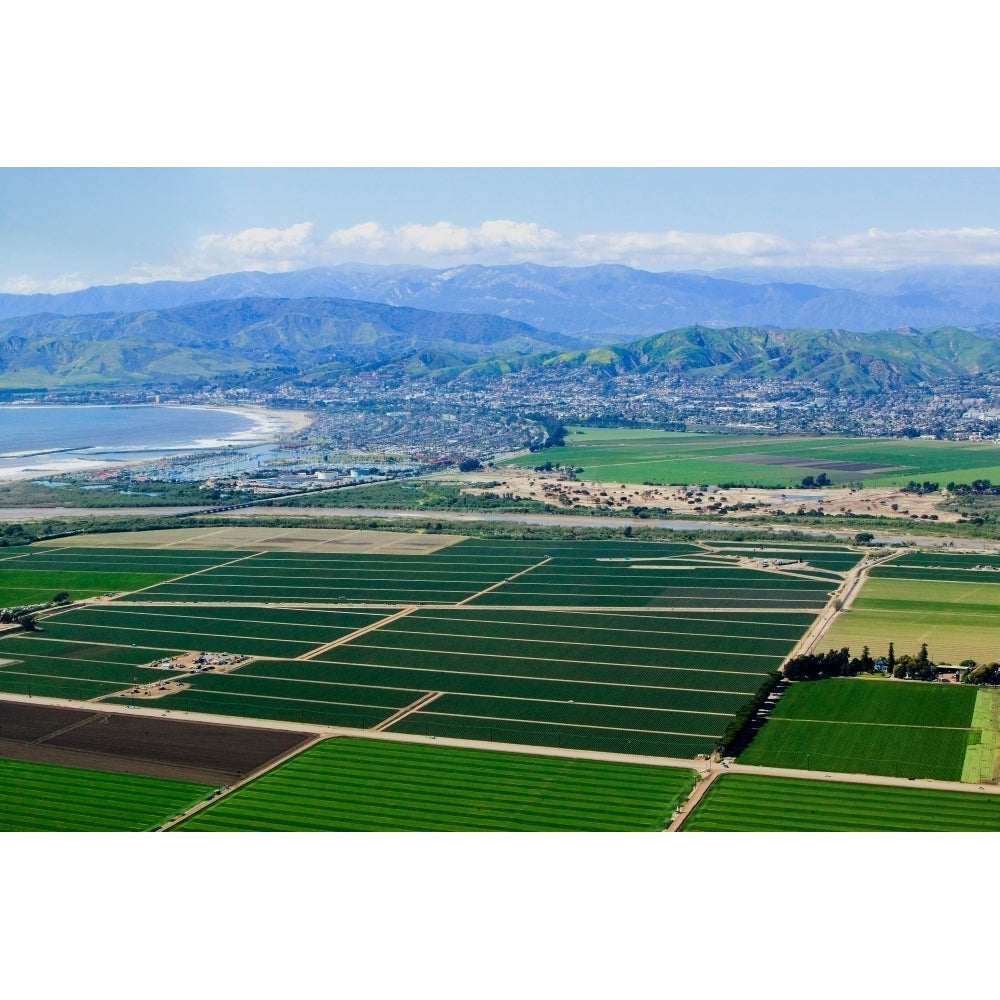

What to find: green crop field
left=176, top=737, right=697, bottom=831
left=94, top=605, right=811, bottom=754
left=0, top=534, right=838, bottom=759
left=0, top=567, right=185, bottom=607
left=823, top=560, right=1000, bottom=664
left=680, top=773, right=1000, bottom=831
left=0, top=757, right=214, bottom=831
left=739, top=679, right=977, bottom=780
left=503, top=428, right=1000, bottom=488
left=28, top=604, right=392, bottom=659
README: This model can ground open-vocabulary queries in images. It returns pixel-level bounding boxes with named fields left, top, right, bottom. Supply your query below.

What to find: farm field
left=0, top=756, right=214, bottom=831
left=0, top=565, right=188, bottom=607
left=80, top=604, right=815, bottom=755
left=0, top=699, right=312, bottom=784
left=823, top=552, right=1000, bottom=663
left=21, top=604, right=393, bottom=659
left=37, top=526, right=466, bottom=554
left=739, top=679, right=978, bottom=780
left=0, top=531, right=847, bottom=764
left=176, top=736, right=698, bottom=831
left=680, top=773, right=1000, bottom=831
left=502, top=427, right=1000, bottom=488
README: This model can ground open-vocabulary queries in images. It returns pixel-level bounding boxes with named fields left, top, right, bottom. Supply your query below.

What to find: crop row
left=178, top=738, right=698, bottom=832
left=388, top=707, right=714, bottom=758
left=871, top=565, right=1000, bottom=585
left=239, top=658, right=753, bottom=713
left=314, top=640, right=775, bottom=682
left=403, top=607, right=816, bottom=639
left=35, top=618, right=311, bottom=659
left=739, top=718, right=971, bottom=781
left=353, top=626, right=793, bottom=664
left=3, top=546, right=240, bottom=574
left=681, top=773, right=1000, bottom=832
left=768, top=679, right=977, bottom=729
left=0, top=758, right=213, bottom=832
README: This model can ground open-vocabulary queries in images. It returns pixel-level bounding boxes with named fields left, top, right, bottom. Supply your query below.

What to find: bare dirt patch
left=37, top=526, right=467, bottom=554
left=0, top=698, right=312, bottom=784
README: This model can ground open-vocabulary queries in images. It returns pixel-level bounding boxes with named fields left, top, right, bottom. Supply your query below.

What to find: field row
left=177, top=737, right=698, bottom=832
left=738, top=679, right=978, bottom=781
left=681, top=773, right=1000, bottom=832
left=0, top=757, right=213, bottom=832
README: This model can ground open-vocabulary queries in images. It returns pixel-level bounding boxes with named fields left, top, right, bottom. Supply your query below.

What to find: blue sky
left=3, top=168, right=1000, bottom=293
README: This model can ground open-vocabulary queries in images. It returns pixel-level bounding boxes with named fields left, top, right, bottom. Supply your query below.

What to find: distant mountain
left=4, top=262, right=1000, bottom=336
left=0, top=297, right=583, bottom=389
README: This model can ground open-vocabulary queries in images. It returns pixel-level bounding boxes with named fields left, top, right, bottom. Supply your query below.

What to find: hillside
left=459, top=324, right=1000, bottom=392
left=0, top=297, right=582, bottom=389
left=2, top=294, right=1000, bottom=394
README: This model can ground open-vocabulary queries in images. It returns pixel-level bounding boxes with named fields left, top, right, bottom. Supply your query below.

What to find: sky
left=3, top=5, right=999, bottom=295
left=4, top=168, right=1000, bottom=293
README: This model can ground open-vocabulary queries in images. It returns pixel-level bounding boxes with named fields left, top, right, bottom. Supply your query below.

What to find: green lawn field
left=739, top=679, right=977, bottom=780
left=0, top=757, right=214, bottom=831
left=681, top=773, right=1000, bottom=831
left=502, top=428, right=1000, bottom=488
left=176, top=736, right=697, bottom=831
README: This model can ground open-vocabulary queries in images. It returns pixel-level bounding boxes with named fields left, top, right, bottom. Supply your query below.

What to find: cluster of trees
left=523, top=413, right=567, bottom=450
left=947, top=479, right=1000, bottom=495
left=784, top=642, right=937, bottom=681
left=964, top=662, right=1000, bottom=685
left=901, top=480, right=940, bottom=494
left=800, top=473, right=831, bottom=488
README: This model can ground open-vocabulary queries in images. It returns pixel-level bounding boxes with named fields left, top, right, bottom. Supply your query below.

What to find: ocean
left=0, top=404, right=287, bottom=479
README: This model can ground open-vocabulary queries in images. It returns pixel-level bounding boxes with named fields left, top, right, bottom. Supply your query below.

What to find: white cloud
left=28, top=220, right=1000, bottom=294
left=328, top=219, right=559, bottom=258
left=1, top=273, right=89, bottom=294
left=809, top=226, right=1000, bottom=267
left=196, top=221, right=315, bottom=257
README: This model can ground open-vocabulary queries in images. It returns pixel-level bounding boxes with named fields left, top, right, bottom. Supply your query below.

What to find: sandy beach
left=0, top=403, right=312, bottom=483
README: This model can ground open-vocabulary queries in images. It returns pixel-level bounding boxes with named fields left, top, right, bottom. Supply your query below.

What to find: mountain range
left=2, top=294, right=1000, bottom=394
left=4, top=262, right=1000, bottom=336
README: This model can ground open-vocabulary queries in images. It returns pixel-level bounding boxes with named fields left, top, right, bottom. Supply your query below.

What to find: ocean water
left=0, top=404, right=283, bottom=477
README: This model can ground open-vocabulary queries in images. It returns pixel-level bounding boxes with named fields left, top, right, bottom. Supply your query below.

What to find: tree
left=854, top=532, right=875, bottom=545
left=458, top=458, right=482, bottom=473
left=887, top=642, right=896, bottom=672
left=53, top=591, right=70, bottom=604
left=917, top=642, right=929, bottom=665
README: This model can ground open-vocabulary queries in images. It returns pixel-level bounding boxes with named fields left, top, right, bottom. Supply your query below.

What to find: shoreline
left=0, top=403, right=313, bottom=483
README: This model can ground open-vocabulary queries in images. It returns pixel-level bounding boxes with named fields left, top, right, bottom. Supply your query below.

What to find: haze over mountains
left=4, top=262, right=1000, bottom=337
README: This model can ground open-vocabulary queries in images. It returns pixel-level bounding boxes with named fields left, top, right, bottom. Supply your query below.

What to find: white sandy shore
left=0, top=404, right=312, bottom=483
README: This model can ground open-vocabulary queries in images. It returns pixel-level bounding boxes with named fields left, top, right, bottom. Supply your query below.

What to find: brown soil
left=0, top=698, right=312, bottom=784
